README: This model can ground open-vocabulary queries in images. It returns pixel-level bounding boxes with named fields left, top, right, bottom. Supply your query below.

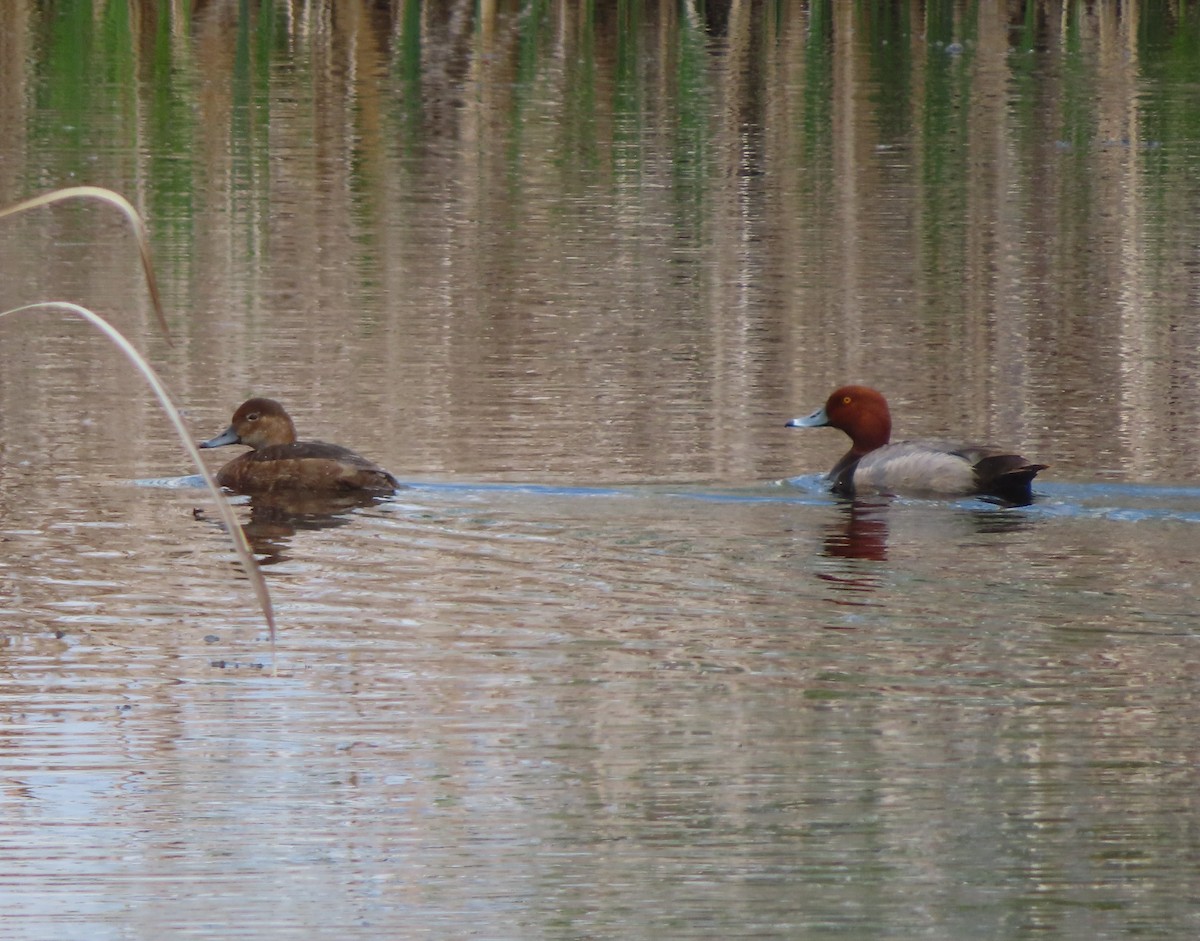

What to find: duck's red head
left=788, top=385, right=892, bottom=455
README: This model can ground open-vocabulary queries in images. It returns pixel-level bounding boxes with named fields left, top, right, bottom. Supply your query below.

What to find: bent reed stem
left=0, top=186, right=170, bottom=342
left=0, top=302, right=277, bottom=658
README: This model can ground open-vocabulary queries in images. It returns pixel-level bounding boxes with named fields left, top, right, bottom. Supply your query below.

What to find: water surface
left=3, top=2, right=1200, bottom=939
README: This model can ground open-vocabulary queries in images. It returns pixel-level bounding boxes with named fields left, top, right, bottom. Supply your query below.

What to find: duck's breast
left=852, top=440, right=978, bottom=496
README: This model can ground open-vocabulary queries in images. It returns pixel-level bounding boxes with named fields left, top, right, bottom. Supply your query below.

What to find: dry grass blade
left=0, top=302, right=277, bottom=659
left=0, top=187, right=170, bottom=342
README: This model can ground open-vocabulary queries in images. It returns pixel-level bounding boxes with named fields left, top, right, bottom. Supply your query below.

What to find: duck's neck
left=848, top=415, right=890, bottom=455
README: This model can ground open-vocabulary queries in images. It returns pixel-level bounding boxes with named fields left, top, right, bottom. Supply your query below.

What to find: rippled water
left=6, top=472, right=1200, bottom=937
left=4, top=2, right=1200, bottom=939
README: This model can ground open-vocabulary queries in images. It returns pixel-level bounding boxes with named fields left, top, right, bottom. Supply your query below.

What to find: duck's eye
left=246, top=412, right=260, bottom=422
left=842, top=396, right=853, bottom=406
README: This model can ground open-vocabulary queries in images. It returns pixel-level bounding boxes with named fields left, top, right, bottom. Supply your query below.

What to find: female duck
left=200, top=397, right=399, bottom=494
left=787, top=385, right=1046, bottom=504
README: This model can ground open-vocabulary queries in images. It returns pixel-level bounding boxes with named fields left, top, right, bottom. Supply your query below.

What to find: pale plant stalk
left=0, top=302, right=277, bottom=657
left=0, top=186, right=169, bottom=340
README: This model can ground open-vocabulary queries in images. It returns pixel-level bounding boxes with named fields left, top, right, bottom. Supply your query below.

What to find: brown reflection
left=816, top=499, right=1038, bottom=603
left=823, top=499, right=889, bottom=562
left=816, top=500, right=888, bottom=603
left=195, top=491, right=387, bottom=565
left=3, top=2, right=1199, bottom=488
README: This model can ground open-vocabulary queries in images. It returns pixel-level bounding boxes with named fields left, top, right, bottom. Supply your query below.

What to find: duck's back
left=216, top=441, right=399, bottom=494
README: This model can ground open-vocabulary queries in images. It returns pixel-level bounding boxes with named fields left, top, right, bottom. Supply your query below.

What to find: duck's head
left=787, top=385, right=892, bottom=454
left=200, top=397, right=298, bottom=451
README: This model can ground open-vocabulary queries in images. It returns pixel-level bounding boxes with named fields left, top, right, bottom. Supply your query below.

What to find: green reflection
left=5, top=1, right=1200, bottom=376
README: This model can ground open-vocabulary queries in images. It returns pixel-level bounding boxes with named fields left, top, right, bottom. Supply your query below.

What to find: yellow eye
left=842, top=396, right=852, bottom=405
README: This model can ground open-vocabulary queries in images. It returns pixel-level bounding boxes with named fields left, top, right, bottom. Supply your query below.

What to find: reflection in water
left=4, top=2, right=1199, bottom=486
left=5, top=3, right=1200, bottom=939
left=823, top=499, right=890, bottom=562
left=967, top=507, right=1038, bottom=536
left=815, top=500, right=888, bottom=605
left=196, top=491, right=387, bottom=565
left=816, top=498, right=1041, bottom=604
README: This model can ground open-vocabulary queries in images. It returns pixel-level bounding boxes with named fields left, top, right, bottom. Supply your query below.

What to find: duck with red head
left=200, top=397, right=399, bottom=495
left=787, top=385, right=1046, bottom=505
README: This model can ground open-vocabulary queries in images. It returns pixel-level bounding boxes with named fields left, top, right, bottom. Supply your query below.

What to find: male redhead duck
left=787, top=385, right=1046, bottom=504
left=199, top=397, right=399, bottom=494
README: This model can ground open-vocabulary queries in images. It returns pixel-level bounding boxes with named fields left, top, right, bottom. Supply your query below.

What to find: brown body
left=200, top=397, right=398, bottom=495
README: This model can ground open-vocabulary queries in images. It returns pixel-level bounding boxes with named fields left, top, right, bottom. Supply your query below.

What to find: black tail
left=974, top=456, right=1048, bottom=506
